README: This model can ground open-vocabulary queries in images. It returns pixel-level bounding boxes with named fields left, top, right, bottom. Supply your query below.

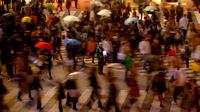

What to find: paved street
left=1, top=1, right=200, bottom=112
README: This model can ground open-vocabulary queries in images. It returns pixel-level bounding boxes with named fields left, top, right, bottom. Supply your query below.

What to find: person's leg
left=75, top=0, right=77, bottom=9
left=99, top=58, right=104, bottom=74
left=58, top=99, right=63, bottom=112
left=6, top=64, right=13, bottom=78
left=72, top=98, right=78, bottom=110
left=17, top=91, right=22, bottom=101
left=125, top=67, right=129, bottom=77
left=143, top=54, right=148, bottom=69
left=28, top=89, right=33, bottom=100
left=186, top=58, right=189, bottom=68
left=66, top=93, right=71, bottom=106
left=91, top=52, right=95, bottom=63
left=183, top=29, right=187, bottom=41
left=48, top=66, right=52, bottom=79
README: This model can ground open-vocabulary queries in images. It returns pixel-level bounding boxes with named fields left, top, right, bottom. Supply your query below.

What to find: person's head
left=171, top=5, right=174, bottom=8
left=184, top=14, right=187, bottom=17
left=153, top=38, right=159, bottom=44
left=99, top=42, right=103, bottom=47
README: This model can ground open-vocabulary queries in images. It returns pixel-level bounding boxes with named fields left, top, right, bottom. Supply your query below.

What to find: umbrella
left=63, top=15, right=81, bottom=23
left=64, top=39, right=81, bottom=45
left=97, top=9, right=112, bottom=17
left=143, top=6, right=158, bottom=12
left=191, top=63, right=200, bottom=72
left=91, top=0, right=104, bottom=7
left=3, top=13, right=13, bottom=18
left=68, top=72, right=82, bottom=80
left=21, top=16, right=32, bottom=23
left=42, top=3, right=55, bottom=10
left=34, top=42, right=54, bottom=50
left=124, top=17, right=138, bottom=26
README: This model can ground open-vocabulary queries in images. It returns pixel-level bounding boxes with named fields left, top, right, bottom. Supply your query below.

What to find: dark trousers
left=98, top=58, right=104, bottom=74
left=106, top=97, right=120, bottom=112
left=6, top=63, right=13, bottom=78
left=48, top=66, right=52, bottom=79
left=66, top=93, right=77, bottom=110
left=37, top=91, right=42, bottom=109
left=90, top=52, right=95, bottom=63
left=18, top=89, right=32, bottom=99
left=88, top=88, right=102, bottom=108
left=182, top=29, right=187, bottom=41
left=74, top=0, right=77, bottom=8
left=173, top=87, right=183, bottom=102
left=185, top=58, right=189, bottom=68
left=66, top=6, right=70, bottom=15
left=58, top=99, right=63, bottom=112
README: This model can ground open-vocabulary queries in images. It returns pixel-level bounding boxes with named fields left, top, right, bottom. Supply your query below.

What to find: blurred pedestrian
left=87, top=67, right=103, bottom=108
left=66, top=0, right=71, bottom=15
left=65, top=78, right=79, bottom=111
left=171, top=70, right=186, bottom=105
left=106, top=76, right=120, bottom=112
left=57, top=81, right=65, bottom=112
left=179, top=14, right=188, bottom=41
left=180, top=41, right=191, bottom=68
left=176, top=2, right=184, bottom=22
left=139, top=37, right=151, bottom=70
left=32, top=74, right=43, bottom=110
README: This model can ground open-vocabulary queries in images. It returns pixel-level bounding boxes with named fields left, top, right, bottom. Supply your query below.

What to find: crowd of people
left=0, top=0, right=200, bottom=111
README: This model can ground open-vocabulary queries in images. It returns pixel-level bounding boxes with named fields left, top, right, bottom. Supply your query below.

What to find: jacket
left=87, top=41, right=96, bottom=52
left=96, top=45, right=103, bottom=59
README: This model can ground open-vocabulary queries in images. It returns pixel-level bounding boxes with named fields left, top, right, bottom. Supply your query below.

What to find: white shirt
left=179, top=17, right=188, bottom=30
left=139, top=40, right=151, bottom=54
left=102, top=40, right=112, bottom=53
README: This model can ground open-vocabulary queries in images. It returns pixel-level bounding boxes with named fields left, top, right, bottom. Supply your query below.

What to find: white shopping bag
left=117, top=53, right=125, bottom=60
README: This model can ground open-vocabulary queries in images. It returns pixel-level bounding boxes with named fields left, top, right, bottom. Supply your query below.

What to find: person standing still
left=96, top=42, right=104, bottom=75
left=139, top=37, right=151, bottom=70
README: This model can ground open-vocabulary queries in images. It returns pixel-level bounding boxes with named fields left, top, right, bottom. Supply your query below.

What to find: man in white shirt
left=103, top=37, right=113, bottom=64
left=139, top=37, right=151, bottom=70
left=179, top=14, right=188, bottom=41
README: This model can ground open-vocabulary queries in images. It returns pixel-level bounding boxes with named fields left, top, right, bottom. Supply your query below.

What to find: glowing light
left=153, top=0, right=161, bottom=4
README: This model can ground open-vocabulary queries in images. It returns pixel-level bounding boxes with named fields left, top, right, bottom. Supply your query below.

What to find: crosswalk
left=2, top=84, right=196, bottom=112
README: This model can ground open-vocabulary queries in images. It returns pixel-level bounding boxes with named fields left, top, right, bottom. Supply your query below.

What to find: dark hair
left=185, top=41, right=188, bottom=44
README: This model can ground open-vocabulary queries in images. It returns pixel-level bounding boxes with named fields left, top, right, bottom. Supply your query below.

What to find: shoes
left=18, top=98, right=22, bottom=101
left=73, top=108, right=78, bottom=111
left=37, top=107, right=43, bottom=110
left=66, top=103, right=71, bottom=107
left=29, top=97, right=34, bottom=100
left=160, top=105, right=165, bottom=107
left=171, top=101, right=177, bottom=105
left=49, top=77, right=52, bottom=80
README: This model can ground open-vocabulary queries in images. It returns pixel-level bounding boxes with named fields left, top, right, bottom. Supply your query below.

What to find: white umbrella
left=63, top=15, right=81, bottom=23
left=97, top=9, right=112, bottom=17
left=106, top=63, right=124, bottom=69
left=90, top=0, right=104, bottom=7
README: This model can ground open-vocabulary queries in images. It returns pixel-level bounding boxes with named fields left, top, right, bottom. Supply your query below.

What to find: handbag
left=68, top=89, right=80, bottom=98
left=36, top=60, right=44, bottom=67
